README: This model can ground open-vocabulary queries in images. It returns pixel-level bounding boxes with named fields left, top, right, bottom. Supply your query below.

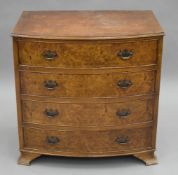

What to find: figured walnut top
left=12, top=11, right=164, bottom=39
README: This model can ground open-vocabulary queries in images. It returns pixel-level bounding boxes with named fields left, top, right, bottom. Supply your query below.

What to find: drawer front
left=20, top=71, right=155, bottom=97
left=22, top=98, right=154, bottom=127
left=23, top=127, right=152, bottom=153
left=18, top=40, right=157, bottom=68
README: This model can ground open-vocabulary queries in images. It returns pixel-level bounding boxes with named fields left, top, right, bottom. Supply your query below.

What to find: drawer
left=23, top=126, right=152, bottom=154
left=20, top=71, right=155, bottom=97
left=18, top=40, right=157, bottom=68
left=22, top=97, right=154, bottom=127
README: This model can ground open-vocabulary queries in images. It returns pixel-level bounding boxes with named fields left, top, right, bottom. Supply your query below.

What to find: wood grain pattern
left=23, top=126, right=152, bottom=154
left=19, top=64, right=157, bottom=75
left=22, top=97, right=154, bottom=127
left=12, top=11, right=164, bottom=39
left=18, top=39, right=157, bottom=68
left=20, top=70, right=156, bottom=97
left=12, top=11, right=164, bottom=166
left=151, top=37, right=163, bottom=149
left=13, top=38, right=24, bottom=150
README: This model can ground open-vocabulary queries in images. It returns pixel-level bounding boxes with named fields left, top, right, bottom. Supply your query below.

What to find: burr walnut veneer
left=12, top=11, right=164, bottom=166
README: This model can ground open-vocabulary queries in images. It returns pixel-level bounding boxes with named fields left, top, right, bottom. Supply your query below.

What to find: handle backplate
left=45, top=109, right=59, bottom=118
left=116, top=109, right=130, bottom=118
left=116, top=136, right=129, bottom=145
left=117, top=80, right=132, bottom=89
left=42, top=50, right=58, bottom=61
left=117, top=49, right=133, bottom=60
left=47, top=136, right=60, bottom=145
left=44, top=80, right=58, bottom=90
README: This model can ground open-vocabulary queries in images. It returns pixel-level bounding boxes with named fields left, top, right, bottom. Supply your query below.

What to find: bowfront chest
left=12, top=11, right=164, bottom=165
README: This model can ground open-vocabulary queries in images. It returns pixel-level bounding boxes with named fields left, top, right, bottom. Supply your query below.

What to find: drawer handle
left=45, top=109, right=59, bottom=118
left=42, top=50, right=58, bottom=61
left=116, top=110, right=130, bottom=118
left=117, top=80, right=132, bottom=89
left=118, top=49, right=133, bottom=60
left=116, top=136, right=129, bottom=145
left=47, top=136, right=60, bottom=145
left=44, top=80, right=58, bottom=90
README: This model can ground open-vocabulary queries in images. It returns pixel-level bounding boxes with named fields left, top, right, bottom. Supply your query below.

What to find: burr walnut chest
left=12, top=11, right=164, bottom=165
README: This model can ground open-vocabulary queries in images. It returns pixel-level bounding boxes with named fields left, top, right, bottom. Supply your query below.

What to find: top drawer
left=17, top=39, right=157, bottom=68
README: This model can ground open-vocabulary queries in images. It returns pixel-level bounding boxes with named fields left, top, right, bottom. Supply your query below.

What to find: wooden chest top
left=12, top=10, right=164, bottom=39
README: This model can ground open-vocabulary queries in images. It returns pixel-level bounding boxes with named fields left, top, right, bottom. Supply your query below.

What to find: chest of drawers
left=12, top=11, right=164, bottom=166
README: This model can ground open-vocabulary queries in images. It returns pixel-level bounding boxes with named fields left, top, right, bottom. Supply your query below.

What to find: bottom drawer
left=23, top=126, right=153, bottom=155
